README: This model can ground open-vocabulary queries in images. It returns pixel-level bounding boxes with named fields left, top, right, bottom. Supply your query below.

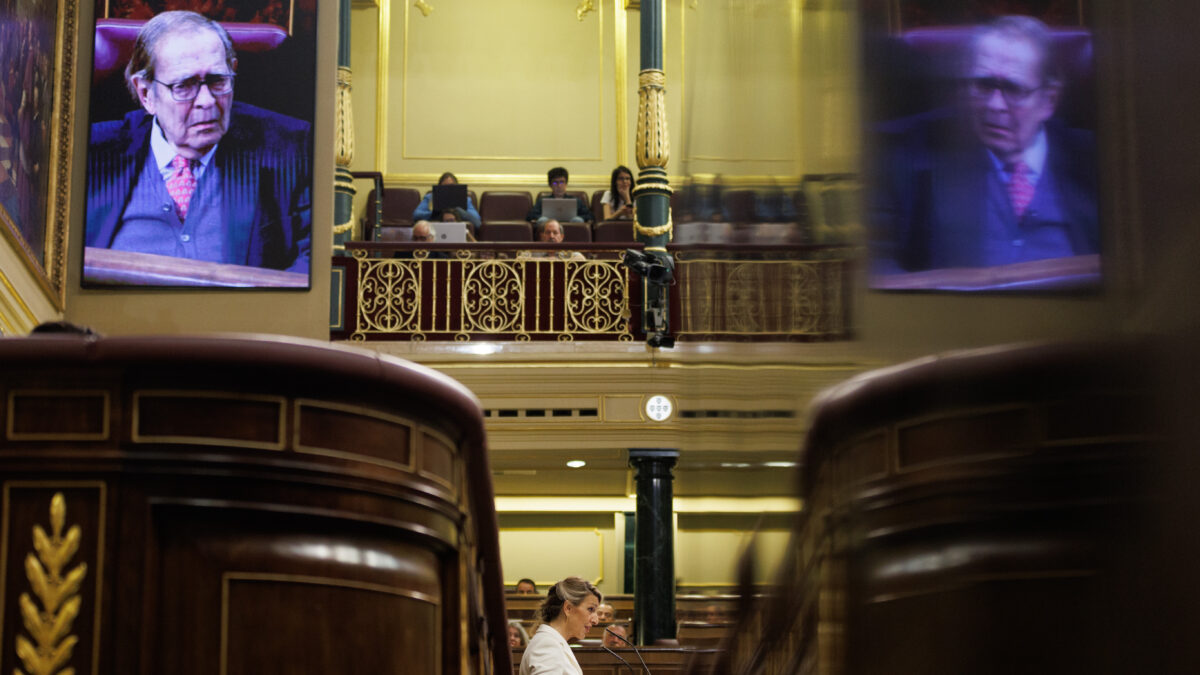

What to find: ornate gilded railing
left=332, top=243, right=855, bottom=342
left=338, top=243, right=636, bottom=342
left=672, top=245, right=853, bottom=341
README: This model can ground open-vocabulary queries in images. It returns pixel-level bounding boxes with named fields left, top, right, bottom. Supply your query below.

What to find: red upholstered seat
left=480, top=191, right=533, bottom=224
left=561, top=222, right=592, bottom=243
left=594, top=221, right=633, bottom=243
left=480, top=222, right=533, bottom=242
left=591, top=190, right=606, bottom=221
left=363, top=188, right=422, bottom=240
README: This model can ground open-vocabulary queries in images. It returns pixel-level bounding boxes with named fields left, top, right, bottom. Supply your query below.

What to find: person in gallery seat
left=520, top=576, right=602, bottom=675
left=412, top=171, right=481, bottom=235
left=602, top=623, right=628, bottom=650
left=85, top=11, right=312, bottom=273
left=520, top=220, right=585, bottom=261
left=601, top=166, right=634, bottom=220
left=526, top=166, right=592, bottom=225
left=516, top=578, right=538, bottom=594
left=870, top=15, right=1098, bottom=275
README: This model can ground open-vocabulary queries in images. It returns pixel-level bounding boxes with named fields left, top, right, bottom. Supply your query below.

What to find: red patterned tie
left=1007, top=160, right=1035, bottom=218
left=166, top=154, right=196, bottom=220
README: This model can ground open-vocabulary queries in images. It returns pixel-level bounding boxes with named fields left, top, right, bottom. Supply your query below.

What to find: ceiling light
left=764, top=461, right=798, bottom=468
left=566, top=460, right=586, bottom=468
left=720, top=462, right=752, bottom=468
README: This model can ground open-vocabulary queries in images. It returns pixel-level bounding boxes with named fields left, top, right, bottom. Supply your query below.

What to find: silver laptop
left=434, top=222, right=470, bottom=243
left=541, top=198, right=577, bottom=221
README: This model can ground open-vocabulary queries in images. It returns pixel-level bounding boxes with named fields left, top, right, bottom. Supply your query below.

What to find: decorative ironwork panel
left=675, top=256, right=851, bottom=340
left=350, top=250, right=634, bottom=342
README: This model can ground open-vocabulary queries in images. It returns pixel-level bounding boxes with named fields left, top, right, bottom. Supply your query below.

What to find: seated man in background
left=521, top=220, right=585, bottom=261
left=412, top=171, right=481, bottom=235
left=526, top=166, right=592, bottom=225
left=596, top=603, right=615, bottom=624
left=394, top=220, right=446, bottom=259
left=515, top=578, right=538, bottom=594
left=86, top=10, right=312, bottom=273
left=602, top=623, right=629, bottom=650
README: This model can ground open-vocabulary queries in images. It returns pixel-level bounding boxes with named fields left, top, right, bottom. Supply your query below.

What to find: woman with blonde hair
left=519, top=576, right=602, bottom=674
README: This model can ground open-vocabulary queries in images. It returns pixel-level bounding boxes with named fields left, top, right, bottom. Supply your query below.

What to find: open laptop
left=433, top=222, right=470, bottom=243
left=432, top=184, right=468, bottom=211
left=541, top=197, right=578, bottom=221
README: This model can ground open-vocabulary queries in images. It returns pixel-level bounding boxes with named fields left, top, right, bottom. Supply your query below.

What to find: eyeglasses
left=965, top=76, right=1044, bottom=106
left=550, top=179, right=567, bottom=186
left=154, top=73, right=235, bottom=102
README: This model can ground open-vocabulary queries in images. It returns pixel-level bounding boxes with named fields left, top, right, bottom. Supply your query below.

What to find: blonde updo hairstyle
left=538, top=576, right=602, bottom=624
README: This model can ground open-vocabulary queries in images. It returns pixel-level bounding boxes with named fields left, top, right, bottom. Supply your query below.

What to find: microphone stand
left=605, top=627, right=652, bottom=675
left=600, top=643, right=636, bottom=674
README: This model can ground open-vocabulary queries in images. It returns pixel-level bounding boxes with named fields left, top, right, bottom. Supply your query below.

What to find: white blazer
left=519, top=624, right=582, bottom=675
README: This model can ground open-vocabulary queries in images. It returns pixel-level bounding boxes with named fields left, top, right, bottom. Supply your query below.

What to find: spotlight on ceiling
left=566, top=460, right=587, bottom=468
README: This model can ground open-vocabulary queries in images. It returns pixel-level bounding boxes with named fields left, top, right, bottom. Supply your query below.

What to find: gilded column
left=333, top=0, right=356, bottom=255
left=632, top=0, right=675, bottom=345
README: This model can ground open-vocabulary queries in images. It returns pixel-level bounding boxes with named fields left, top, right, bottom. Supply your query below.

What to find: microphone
left=600, top=643, right=636, bottom=674
left=605, top=627, right=651, bottom=675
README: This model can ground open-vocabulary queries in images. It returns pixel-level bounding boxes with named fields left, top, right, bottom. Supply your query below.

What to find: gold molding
left=374, top=0, right=391, bottom=174
left=577, top=0, right=596, bottom=21
left=399, top=1, right=606, bottom=163
left=635, top=69, right=670, bottom=170
left=13, top=493, right=87, bottom=675
left=219, top=572, right=441, bottom=675
left=6, top=390, right=110, bottom=441
left=336, top=66, right=355, bottom=168
left=131, top=391, right=287, bottom=451
left=0, top=0, right=77, bottom=311
left=413, top=0, right=433, bottom=17
left=614, top=0, right=629, bottom=168
left=0, top=265, right=39, bottom=335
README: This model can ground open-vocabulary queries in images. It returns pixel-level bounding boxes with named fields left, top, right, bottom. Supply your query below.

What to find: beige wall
left=498, top=508, right=791, bottom=594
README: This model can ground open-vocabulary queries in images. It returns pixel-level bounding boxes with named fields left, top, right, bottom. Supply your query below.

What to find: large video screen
left=81, top=1, right=317, bottom=289
left=863, top=2, right=1100, bottom=292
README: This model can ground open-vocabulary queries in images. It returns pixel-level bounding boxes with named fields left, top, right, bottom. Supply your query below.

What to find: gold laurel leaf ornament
left=14, top=493, right=87, bottom=675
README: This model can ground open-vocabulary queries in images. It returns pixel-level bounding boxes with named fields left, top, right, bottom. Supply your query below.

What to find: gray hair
left=125, top=11, right=237, bottom=101
left=537, top=576, right=601, bottom=624
left=967, top=15, right=1062, bottom=86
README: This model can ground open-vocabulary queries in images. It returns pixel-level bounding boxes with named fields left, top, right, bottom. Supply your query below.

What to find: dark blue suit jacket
left=870, top=110, right=1098, bottom=273
left=86, top=102, right=312, bottom=272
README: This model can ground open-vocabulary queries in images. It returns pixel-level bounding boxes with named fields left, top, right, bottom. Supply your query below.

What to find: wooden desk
left=511, top=646, right=719, bottom=675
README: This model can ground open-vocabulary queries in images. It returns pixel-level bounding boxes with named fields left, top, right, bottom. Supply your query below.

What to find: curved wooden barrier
left=715, top=339, right=1166, bottom=675
left=0, top=333, right=509, bottom=674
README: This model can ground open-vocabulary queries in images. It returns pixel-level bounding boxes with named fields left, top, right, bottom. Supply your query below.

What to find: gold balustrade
left=334, top=243, right=855, bottom=342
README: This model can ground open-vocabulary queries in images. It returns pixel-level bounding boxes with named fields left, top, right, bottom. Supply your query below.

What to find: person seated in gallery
left=596, top=603, right=615, bottom=624
left=412, top=171, right=481, bottom=235
left=601, top=165, right=635, bottom=220
left=508, top=620, right=530, bottom=648
left=515, top=578, right=538, bottom=594
left=394, top=220, right=447, bottom=259
left=602, top=623, right=629, bottom=650
left=520, top=220, right=585, bottom=261
left=526, top=166, right=592, bottom=225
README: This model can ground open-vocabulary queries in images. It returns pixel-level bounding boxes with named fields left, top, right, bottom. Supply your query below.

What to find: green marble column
left=632, top=0, right=674, bottom=345
left=333, top=0, right=356, bottom=256
left=629, top=448, right=679, bottom=646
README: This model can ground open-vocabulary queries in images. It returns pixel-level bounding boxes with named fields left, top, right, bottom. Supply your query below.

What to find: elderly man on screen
left=85, top=11, right=312, bottom=273
left=870, top=15, right=1098, bottom=275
